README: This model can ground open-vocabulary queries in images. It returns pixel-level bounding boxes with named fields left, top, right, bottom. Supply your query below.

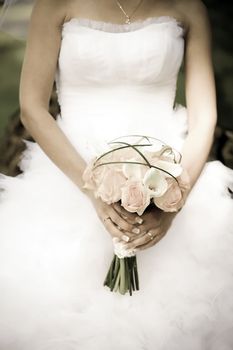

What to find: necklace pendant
left=115, top=0, right=145, bottom=25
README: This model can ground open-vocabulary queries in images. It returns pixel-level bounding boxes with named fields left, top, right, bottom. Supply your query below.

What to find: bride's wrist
left=81, top=186, right=97, bottom=204
left=80, top=185, right=92, bottom=198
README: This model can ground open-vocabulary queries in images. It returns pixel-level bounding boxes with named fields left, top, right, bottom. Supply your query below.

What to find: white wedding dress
left=0, top=16, right=233, bottom=350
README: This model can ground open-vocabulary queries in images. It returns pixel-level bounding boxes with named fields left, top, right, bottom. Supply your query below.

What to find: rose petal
left=121, top=180, right=151, bottom=214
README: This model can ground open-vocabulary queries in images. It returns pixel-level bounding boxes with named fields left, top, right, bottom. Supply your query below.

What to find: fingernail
left=135, top=217, right=143, bottom=224
left=121, top=234, right=130, bottom=242
left=132, top=227, right=140, bottom=234
left=112, top=237, right=120, bottom=243
left=117, top=225, right=122, bottom=231
left=122, top=215, right=128, bottom=220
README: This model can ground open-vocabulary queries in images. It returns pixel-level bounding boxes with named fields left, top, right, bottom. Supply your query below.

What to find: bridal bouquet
left=82, top=135, right=190, bottom=296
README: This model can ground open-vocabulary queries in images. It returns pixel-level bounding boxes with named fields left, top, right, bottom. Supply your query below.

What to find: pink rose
left=153, top=169, right=191, bottom=212
left=121, top=180, right=151, bottom=216
left=96, top=168, right=126, bottom=204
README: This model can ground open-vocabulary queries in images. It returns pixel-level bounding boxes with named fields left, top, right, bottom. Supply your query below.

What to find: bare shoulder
left=175, top=0, right=210, bottom=33
left=31, top=0, right=72, bottom=27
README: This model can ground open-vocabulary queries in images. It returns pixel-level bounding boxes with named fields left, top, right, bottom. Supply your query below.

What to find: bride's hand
left=89, top=195, right=144, bottom=242
left=119, top=206, right=177, bottom=251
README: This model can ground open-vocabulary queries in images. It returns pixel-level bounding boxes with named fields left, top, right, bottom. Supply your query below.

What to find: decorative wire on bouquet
left=82, top=135, right=191, bottom=296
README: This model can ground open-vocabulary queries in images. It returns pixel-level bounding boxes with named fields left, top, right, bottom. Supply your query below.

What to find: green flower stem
left=108, top=254, right=116, bottom=285
left=133, top=257, right=139, bottom=290
left=125, top=258, right=130, bottom=294
left=109, top=141, right=151, bottom=167
left=104, top=254, right=140, bottom=296
left=130, top=258, right=136, bottom=291
left=113, top=255, right=120, bottom=276
left=109, top=134, right=161, bottom=144
left=103, top=254, right=115, bottom=286
left=109, top=134, right=152, bottom=143
left=126, top=258, right=133, bottom=295
left=93, top=161, right=179, bottom=185
left=94, top=144, right=153, bottom=165
left=110, top=256, right=120, bottom=291
left=127, top=257, right=135, bottom=291
left=113, top=270, right=121, bottom=292
left=119, top=258, right=126, bottom=295
left=108, top=134, right=182, bottom=162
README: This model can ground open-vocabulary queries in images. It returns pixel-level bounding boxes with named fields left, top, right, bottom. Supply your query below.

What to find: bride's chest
left=58, top=20, right=185, bottom=85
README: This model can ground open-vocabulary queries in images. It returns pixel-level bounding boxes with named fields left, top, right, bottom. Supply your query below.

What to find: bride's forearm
left=179, top=0, right=218, bottom=191
left=20, top=108, right=89, bottom=194
left=180, top=119, right=216, bottom=189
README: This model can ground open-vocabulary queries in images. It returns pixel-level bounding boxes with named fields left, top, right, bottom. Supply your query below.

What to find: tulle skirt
left=0, top=104, right=233, bottom=350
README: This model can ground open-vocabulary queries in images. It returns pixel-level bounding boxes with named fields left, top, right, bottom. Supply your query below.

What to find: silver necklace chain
left=115, top=0, right=145, bottom=24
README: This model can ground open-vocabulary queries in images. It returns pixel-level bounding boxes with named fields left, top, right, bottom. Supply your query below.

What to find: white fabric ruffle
left=62, top=15, right=185, bottom=35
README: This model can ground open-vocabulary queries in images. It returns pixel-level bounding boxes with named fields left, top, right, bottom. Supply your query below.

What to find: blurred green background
left=0, top=0, right=232, bottom=174
left=0, top=1, right=32, bottom=140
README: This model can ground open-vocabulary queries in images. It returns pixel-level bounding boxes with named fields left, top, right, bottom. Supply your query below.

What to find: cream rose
left=96, top=168, right=126, bottom=204
left=121, top=180, right=151, bottom=215
left=153, top=169, right=191, bottom=212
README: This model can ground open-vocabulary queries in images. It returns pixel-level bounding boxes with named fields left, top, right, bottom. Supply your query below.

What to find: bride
left=0, top=0, right=233, bottom=349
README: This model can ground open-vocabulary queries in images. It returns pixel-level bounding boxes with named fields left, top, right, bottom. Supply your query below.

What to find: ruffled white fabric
left=0, top=16, right=233, bottom=350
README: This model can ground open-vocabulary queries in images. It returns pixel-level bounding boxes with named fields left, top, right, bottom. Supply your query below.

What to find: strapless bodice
left=55, top=16, right=185, bottom=106
left=54, top=16, right=188, bottom=162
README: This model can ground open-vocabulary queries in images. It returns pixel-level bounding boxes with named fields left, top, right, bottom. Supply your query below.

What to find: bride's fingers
left=111, top=202, right=135, bottom=223
left=137, top=231, right=165, bottom=251
left=122, top=229, right=160, bottom=250
left=112, top=202, right=143, bottom=225
left=103, top=217, right=130, bottom=240
left=129, top=220, right=161, bottom=241
left=123, top=218, right=156, bottom=242
left=108, top=208, right=136, bottom=235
